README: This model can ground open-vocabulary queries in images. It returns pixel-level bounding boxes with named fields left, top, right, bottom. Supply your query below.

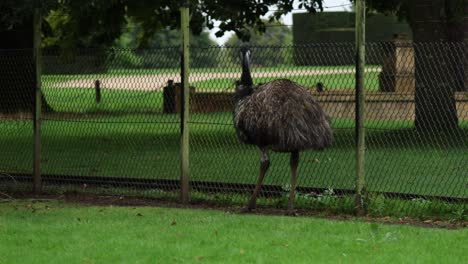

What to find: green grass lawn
left=1, top=87, right=467, bottom=199
left=0, top=200, right=466, bottom=263
left=192, top=72, right=380, bottom=91
left=44, top=66, right=355, bottom=83
left=42, top=65, right=381, bottom=92
left=104, top=65, right=381, bottom=75
left=41, top=88, right=166, bottom=114
left=1, top=110, right=467, bottom=198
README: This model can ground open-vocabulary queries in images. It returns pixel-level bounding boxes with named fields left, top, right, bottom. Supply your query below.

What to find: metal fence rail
left=1, top=42, right=467, bottom=211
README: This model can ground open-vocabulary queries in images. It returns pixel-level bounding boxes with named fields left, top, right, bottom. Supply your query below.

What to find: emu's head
left=240, top=47, right=252, bottom=73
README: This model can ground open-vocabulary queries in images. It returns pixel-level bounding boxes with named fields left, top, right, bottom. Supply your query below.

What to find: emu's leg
left=287, top=151, right=299, bottom=215
left=245, top=148, right=270, bottom=211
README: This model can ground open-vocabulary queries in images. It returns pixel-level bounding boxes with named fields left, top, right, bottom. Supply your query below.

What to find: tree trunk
left=445, top=0, right=467, bottom=92
left=462, top=3, right=468, bottom=91
left=0, top=18, right=52, bottom=114
left=410, top=0, right=462, bottom=132
left=413, top=43, right=459, bottom=132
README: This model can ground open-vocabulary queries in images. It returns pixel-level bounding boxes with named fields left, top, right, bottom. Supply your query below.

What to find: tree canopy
left=362, top=0, right=466, bottom=41
left=1, top=0, right=323, bottom=49
left=112, top=22, right=221, bottom=69
left=225, top=21, right=293, bottom=66
left=2, top=0, right=466, bottom=47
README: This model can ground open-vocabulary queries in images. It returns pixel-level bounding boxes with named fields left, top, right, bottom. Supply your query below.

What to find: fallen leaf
left=196, top=256, right=204, bottom=261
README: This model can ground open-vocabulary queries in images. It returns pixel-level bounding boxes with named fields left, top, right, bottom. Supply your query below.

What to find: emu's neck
left=241, top=56, right=253, bottom=87
left=234, top=85, right=253, bottom=104
left=234, top=53, right=254, bottom=102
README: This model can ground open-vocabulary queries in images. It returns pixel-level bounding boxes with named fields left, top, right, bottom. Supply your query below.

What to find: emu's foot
left=285, top=209, right=299, bottom=217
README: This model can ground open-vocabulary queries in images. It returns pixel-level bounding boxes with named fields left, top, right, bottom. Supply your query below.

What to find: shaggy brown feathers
left=234, top=79, right=333, bottom=152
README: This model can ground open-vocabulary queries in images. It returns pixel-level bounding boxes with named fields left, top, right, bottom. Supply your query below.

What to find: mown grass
left=43, top=65, right=355, bottom=83
left=42, top=65, right=381, bottom=92
left=41, top=88, right=165, bottom=114
left=192, top=72, right=381, bottom=91
left=0, top=200, right=466, bottom=263
left=1, top=87, right=467, bottom=212
left=104, top=65, right=380, bottom=75
left=1, top=108, right=467, bottom=198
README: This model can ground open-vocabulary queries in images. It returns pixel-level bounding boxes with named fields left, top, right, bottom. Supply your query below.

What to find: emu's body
left=235, top=79, right=332, bottom=152
left=233, top=48, right=332, bottom=214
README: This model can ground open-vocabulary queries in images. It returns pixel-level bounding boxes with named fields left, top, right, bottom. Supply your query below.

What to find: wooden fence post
left=180, top=4, right=190, bottom=204
left=33, top=8, right=42, bottom=193
left=355, top=0, right=366, bottom=215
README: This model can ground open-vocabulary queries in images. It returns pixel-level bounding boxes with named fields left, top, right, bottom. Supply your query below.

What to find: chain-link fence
left=1, top=42, right=467, bottom=215
left=0, top=49, right=35, bottom=190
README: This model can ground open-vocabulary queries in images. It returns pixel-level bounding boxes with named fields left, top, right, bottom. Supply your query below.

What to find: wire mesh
left=364, top=42, right=468, bottom=200
left=0, top=49, right=35, bottom=192
left=38, top=47, right=181, bottom=194
left=0, top=42, right=467, bottom=213
left=189, top=44, right=358, bottom=200
left=188, top=42, right=467, bottom=206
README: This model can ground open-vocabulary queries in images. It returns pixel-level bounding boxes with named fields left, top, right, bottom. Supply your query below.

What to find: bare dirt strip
left=49, top=68, right=381, bottom=91
left=1, top=192, right=466, bottom=229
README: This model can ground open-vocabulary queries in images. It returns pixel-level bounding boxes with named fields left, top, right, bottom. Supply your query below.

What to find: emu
left=233, top=48, right=333, bottom=215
